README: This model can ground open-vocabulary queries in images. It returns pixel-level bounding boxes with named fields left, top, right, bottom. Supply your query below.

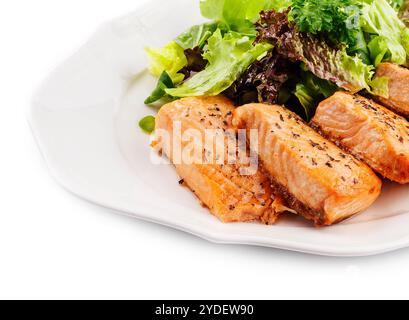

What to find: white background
left=1, top=0, right=409, bottom=300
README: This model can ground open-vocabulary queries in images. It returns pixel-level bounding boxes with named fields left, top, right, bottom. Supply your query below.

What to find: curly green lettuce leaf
left=367, top=36, right=390, bottom=66
left=246, top=0, right=293, bottom=19
left=175, top=23, right=219, bottom=49
left=370, top=75, right=390, bottom=98
left=294, top=71, right=339, bottom=120
left=294, top=84, right=318, bottom=121
left=295, top=35, right=375, bottom=92
left=401, top=25, right=409, bottom=58
left=200, top=0, right=225, bottom=21
left=166, top=29, right=272, bottom=97
left=361, top=0, right=409, bottom=66
left=334, top=48, right=375, bottom=92
left=301, top=69, right=340, bottom=98
left=200, top=0, right=291, bottom=36
left=145, top=41, right=187, bottom=84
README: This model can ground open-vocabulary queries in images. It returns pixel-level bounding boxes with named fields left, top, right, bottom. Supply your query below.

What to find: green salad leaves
left=145, top=0, right=281, bottom=103
left=290, top=0, right=409, bottom=67
left=400, top=1, right=409, bottom=26
left=291, top=0, right=360, bottom=43
left=140, top=0, right=409, bottom=130
left=166, top=30, right=272, bottom=97
left=293, top=70, right=340, bottom=120
left=175, top=23, right=219, bottom=49
left=200, top=0, right=291, bottom=35
left=361, top=0, right=409, bottom=66
left=145, top=42, right=187, bottom=84
left=256, top=9, right=380, bottom=93
left=291, top=0, right=371, bottom=63
left=389, top=0, right=405, bottom=9
left=144, top=71, right=174, bottom=105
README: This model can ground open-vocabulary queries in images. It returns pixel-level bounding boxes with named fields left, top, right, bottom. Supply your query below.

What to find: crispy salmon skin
left=233, top=103, right=382, bottom=226
left=154, top=96, right=286, bottom=224
left=311, top=92, right=409, bottom=184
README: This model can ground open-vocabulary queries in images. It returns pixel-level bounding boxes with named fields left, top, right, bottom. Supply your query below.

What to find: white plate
left=29, top=0, right=409, bottom=257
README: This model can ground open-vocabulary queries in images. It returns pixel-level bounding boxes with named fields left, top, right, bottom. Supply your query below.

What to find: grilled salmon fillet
left=374, top=63, right=409, bottom=118
left=233, top=104, right=382, bottom=226
left=154, top=96, right=287, bottom=224
left=311, top=92, right=409, bottom=184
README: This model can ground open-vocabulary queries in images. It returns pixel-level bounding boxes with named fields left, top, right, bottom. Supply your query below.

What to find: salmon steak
left=154, top=96, right=288, bottom=224
left=233, top=103, right=382, bottom=226
left=311, top=92, right=409, bottom=184
left=374, top=63, right=409, bottom=118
